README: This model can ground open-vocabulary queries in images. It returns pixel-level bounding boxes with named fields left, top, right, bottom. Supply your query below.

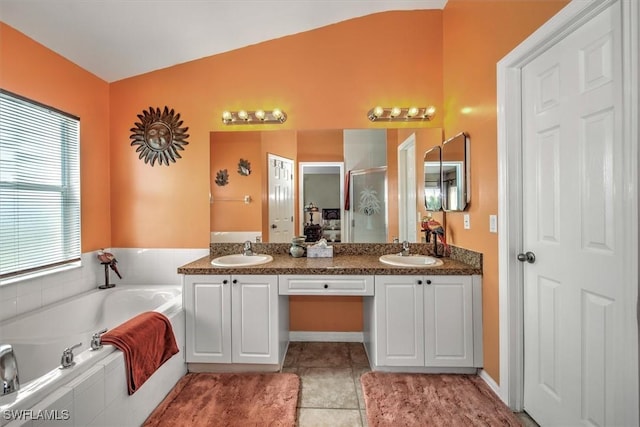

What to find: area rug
left=361, top=372, right=521, bottom=427
left=143, top=372, right=300, bottom=427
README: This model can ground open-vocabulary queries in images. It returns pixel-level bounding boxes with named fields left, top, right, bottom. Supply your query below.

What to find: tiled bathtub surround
left=0, top=248, right=208, bottom=323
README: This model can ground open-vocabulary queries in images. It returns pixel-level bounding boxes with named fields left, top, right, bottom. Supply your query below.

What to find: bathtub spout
left=0, top=344, right=20, bottom=395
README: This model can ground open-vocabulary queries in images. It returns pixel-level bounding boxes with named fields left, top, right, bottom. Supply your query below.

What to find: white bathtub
left=0, top=285, right=186, bottom=426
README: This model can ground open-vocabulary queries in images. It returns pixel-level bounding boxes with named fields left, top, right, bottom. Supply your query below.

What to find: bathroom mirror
left=210, top=128, right=442, bottom=243
left=441, top=132, right=470, bottom=211
left=423, top=145, right=442, bottom=211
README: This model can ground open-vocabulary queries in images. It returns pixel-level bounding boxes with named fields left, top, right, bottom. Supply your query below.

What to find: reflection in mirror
left=441, top=132, right=469, bottom=211
left=423, top=145, right=442, bottom=211
left=210, top=128, right=443, bottom=243
left=299, top=162, right=344, bottom=243
left=350, top=166, right=387, bottom=242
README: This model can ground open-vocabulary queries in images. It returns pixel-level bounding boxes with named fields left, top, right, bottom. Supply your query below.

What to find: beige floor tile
left=360, top=410, right=369, bottom=427
left=348, top=342, right=370, bottom=367
left=298, top=408, right=362, bottom=427
left=297, top=342, right=351, bottom=368
left=298, top=367, right=359, bottom=409
left=351, top=366, right=370, bottom=409
left=284, top=341, right=304, bottom=368
left=516, top=412, right=540, bottom=427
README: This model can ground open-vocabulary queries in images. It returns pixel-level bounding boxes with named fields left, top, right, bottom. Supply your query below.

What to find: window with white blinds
left=0, top=90, right=81, bottom=279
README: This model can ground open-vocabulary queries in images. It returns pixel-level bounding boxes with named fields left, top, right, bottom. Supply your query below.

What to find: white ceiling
left=0, top=0, right=447, bottom=82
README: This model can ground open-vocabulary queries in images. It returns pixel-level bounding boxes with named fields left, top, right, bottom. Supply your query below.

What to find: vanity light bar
left=367, top=106, right=436, bottom=122
left=221, top=109, right=287, bottom=125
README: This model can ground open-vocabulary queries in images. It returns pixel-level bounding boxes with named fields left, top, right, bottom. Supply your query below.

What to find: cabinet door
left=374, top=275, right=424, bottom=366
left=184, top=275, right=231, bottom=363
left=423, top=275, right=474, bottom=367
left=231, top=275, right=279, bottom=364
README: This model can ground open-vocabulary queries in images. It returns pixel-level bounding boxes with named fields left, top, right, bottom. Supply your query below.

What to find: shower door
left=349, top=167, right=387, bottom=243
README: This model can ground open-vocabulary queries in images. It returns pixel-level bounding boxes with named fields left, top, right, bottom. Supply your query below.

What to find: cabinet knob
left=426, top=279, right=432, bottom=285
left=417, top=280, right=423, bottom=285
left=232, top=279, right=238, bottom=284
left=324, top=284, right=329, bottom=289
left=223, top=279, right=228, bottom=284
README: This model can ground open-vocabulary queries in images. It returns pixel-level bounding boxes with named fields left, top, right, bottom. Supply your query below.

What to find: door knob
left=271, top=224, right=277, bottom=229
left=517, top=252, right=536, bottom=264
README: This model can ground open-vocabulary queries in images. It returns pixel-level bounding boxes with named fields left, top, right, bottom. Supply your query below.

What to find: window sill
left=0, top=261, right=82, bottom=287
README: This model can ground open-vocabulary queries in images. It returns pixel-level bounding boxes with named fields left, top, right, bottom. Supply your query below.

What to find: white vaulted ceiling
left=0, top=0, right=447, bottom=82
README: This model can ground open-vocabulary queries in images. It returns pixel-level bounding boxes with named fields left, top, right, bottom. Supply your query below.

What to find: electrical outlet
left=489, top=215, right=498, bottom=233
left=463, top=214, right=470, bottom=229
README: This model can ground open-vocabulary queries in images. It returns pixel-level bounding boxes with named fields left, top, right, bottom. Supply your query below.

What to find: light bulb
left=255, top=110, right=266, bottom=120
left=272, top=109, right=283, bottom=119
left=425, top=106, right=436, bottom=117
left=407, top=107, right=419, bottom=117
left=238, top=110, right=248, bottom=120
left=390, top=107, right=402, bottom=117
left=222, top=111, right=232, bottom=122
left=373, top=106, right=384, bottom=117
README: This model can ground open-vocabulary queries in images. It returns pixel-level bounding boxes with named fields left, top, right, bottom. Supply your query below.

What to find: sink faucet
left=401, top=240, right=410, bottom=256
left=243, top=240, right=254, bottom=256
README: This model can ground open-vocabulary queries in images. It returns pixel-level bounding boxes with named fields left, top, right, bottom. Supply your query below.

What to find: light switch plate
left=463, top=214, right=470, bottom=229
left=489, top=215, right=498, bottom=233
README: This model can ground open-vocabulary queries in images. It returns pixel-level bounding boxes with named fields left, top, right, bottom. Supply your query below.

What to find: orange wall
left=297, top=130, right=344, bottom=163
left=442, top=0, right=570, bottom=382
left=210, top=132, right=263, bottom=232
left=108, top=10, right=443, bottom=249
left=0, top=23, right=111, bottom=252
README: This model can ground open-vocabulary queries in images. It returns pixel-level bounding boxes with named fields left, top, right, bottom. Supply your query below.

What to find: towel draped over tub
left=102, top=311, right=179, bottom=395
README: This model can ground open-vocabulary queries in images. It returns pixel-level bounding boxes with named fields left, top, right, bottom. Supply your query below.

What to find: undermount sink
left=379, top=253, right=444, bottom=267
left=211, top=254, right=274, bottom=267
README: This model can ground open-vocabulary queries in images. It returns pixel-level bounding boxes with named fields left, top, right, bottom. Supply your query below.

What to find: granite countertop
left=178, top=246, right=482, bottom=276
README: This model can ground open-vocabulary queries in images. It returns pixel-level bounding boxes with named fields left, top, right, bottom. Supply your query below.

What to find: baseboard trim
left=289, top=331, right=363, bottom=342
left=479, top=369, right=502, bottom=400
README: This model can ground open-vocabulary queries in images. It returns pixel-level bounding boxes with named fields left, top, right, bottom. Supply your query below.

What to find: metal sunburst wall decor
left=130, top=106, right=190, bottom=166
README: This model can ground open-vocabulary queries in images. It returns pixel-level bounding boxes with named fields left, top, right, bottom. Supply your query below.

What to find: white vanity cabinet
left=278, top=275, right=374, bottom=295
left=183, top=274, right=287, bottom=366
left=364, top=275, right=482, bottom=371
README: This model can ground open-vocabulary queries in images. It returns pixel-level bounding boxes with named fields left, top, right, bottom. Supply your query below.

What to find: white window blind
left=0, top=90, right=81, bottom=279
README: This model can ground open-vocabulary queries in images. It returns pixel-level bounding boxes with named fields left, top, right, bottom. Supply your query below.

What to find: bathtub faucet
left=90, top=329, right=108, bottom=351
left=60, top=343, right=82, bottom=369
left=0, top=344, right=20, bottom=395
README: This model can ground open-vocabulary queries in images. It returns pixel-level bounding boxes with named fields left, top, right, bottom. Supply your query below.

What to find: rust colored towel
left=102, top=311, right=179, bottom=395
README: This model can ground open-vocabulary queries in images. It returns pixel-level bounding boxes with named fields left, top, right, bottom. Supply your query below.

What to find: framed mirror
left=423, top=145, right=442, bottom=211
left=441, top=132, right=470, bottom=211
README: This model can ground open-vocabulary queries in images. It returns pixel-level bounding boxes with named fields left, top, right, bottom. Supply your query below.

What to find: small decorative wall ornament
left=237, top=158, right=251, bottom=176
left=215, top=169, right=229, bottom=186
left=130, top=106, right=190, bottom=166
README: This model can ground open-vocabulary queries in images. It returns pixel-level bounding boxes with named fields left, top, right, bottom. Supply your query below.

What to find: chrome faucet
left=60, top=343, right=82, bottom=369
left=90, top=329, right=108, bottom=351
left=0, top=344, right=19, bottom=395
left=401, top=240, right=410, bottom=256
left=242, top=240, right=254, bottom=256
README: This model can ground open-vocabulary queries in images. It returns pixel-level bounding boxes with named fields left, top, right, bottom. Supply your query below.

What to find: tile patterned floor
left=282, top=342, right=371, bottom=427
left=282, top=341, right=540, bottom=427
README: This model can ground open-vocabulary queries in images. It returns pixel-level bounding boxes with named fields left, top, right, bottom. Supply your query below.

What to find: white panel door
left=184, top=275, right=231, bottom=363
left=231, top=275, right=278, bottom=364
left=374, top=276, right=424, bottom=366
left=522, top=3, right=624, bottom=425
left=268, top=154, right=294, bottom=243
left=423, top=275, right=474, bottom=367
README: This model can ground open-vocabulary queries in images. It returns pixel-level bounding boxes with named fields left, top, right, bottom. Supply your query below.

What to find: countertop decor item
left=130, top=106, right=190, bottom=166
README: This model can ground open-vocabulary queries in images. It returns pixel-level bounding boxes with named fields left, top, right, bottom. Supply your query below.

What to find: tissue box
left=307, top=246, right=333, bottom=258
